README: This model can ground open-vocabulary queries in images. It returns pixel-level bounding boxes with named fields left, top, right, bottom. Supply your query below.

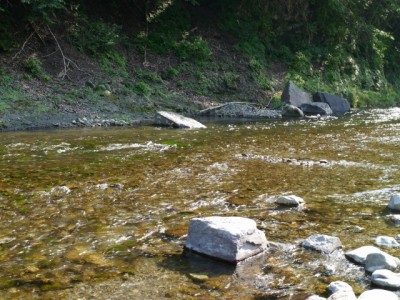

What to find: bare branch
left=12, top=31, right=35, bottom=60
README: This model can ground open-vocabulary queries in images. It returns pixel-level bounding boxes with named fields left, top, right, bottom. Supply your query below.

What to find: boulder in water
left=344, top=245, right=383, bottom=265
left=365, top=252, right=400, bottom=273
left=388, top=193, right=400, bottom=211
left=302, top=234, right=342, bottom=254
left=358, top=289, right=398, bottom=300
left=185, top=216, right=268, bottom=263
left=300, top=102, right=333, bottom=115
left=371, top=269, right=400, bottom=289
left=281, top=81, right=312, bottom=107
left=313, top=92, right=350, bottom=114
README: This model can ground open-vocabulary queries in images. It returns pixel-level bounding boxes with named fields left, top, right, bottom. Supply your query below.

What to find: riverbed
left=1, top=108, right=400, bottom=299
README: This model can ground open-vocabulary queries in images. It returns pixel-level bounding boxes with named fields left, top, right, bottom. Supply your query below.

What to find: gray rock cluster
left=281, top=81, right=350, bottom=117
left=198, top=102, right=282, bottom=118
left=185, top=193, right=400, bottom=299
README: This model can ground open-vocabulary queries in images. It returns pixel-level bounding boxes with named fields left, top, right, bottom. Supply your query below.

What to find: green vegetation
left=0, top=0, right=399, bottom=124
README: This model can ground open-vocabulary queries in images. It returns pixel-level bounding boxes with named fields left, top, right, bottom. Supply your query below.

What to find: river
left=1, top=108, right=400, bottom=299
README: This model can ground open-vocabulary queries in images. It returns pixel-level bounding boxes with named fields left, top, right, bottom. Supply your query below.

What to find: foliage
left=135, top=82, right=152, bottom=96
left=24, top=56, right=50, bottom=81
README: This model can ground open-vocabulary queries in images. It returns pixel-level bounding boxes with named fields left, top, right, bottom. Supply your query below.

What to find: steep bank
left=1, top=0, right=399, bottom=130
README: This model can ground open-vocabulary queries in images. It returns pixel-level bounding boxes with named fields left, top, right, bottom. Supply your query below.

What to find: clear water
left=1, top=108, right=400, bottom=299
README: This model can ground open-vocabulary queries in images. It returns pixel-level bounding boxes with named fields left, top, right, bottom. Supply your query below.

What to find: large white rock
left=276, top=195, right=305, bottom=206
left=365, top=252, right=400, bottom=273
left=388, top=193, right=400, bottom=211
left=185, top=216, right=268, bottom=262
left=344, top=246, right=383, bottom=265
left=375, top=236, right=400, bottom=248
left=302, top=234, right=342, bottom=254
left=371, top=269, right=400, bottom=289
left=156, top=111, right=206, bottom=129
left=358, top=289, right=398, bottom=300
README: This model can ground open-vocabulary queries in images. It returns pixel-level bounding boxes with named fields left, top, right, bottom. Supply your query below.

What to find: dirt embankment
left=0, top=24, right=287, bottom=131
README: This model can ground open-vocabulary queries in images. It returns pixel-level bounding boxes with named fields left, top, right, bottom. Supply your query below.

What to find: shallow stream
left=1, top=109, right=400, bottom=299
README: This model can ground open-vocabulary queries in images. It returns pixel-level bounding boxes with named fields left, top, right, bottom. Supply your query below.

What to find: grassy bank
left=0, top=0, right=399, bottom=130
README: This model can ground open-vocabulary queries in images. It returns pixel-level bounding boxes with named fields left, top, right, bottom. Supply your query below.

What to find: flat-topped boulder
left=185, top=216, right=268, bottom=263
left=300, top=102, right=333, bottom=115
left=375, top=236, right=400, bottom=248
left=199, top=102, right=281, bottom=118
left=302, top=234, right=342, bottom=254
left=313, top=92, right=350, bottom=114
left=156, top=111, right=206, bottom=129
left=281, top=81, right=312, bottom=107
left=345, top=246, right=383, bottom=265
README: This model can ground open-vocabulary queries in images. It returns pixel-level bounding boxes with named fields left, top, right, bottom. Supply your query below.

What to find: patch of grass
left=24, top=56, right=50, bottom=81
left=135, top=81, right=152, bottom=96
left=135, top=69, right=163, bottom=83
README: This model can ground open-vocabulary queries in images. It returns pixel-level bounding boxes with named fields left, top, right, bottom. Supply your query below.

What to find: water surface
left=1, top=108, right=400, bottom=299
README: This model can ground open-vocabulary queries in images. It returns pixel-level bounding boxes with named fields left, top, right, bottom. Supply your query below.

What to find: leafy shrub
left=166, top=66, right=180, bottom=79
left=135, top=82, right=152, bottom=96
left=174, top=37, right=211, bottom=61
left=24, top=56, right=50, bottom=81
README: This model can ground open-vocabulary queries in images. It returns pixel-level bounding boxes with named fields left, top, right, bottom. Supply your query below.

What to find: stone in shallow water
left=185, top=216, right=268, bottom=263
left=306, top=296, right=327, bottom=300
left=357, top=289, right=398, bottom=300
left=327, top=291, right=356, bottom=300
left=389, top=214, right=400, bottom=226
left=365, top=252, right=400, bottom=273
left=328, top=281, right=354, bottom=294
left=388, top=193, right=400, bottom=211
left=344, top=246, right=383, bottom=265
left=302, top=234, right=342, bottom=254
left=276, top=195, right=305, bottom=206
left=371, top=269, right=400, bottom=289
left=375, top=236, right=400, bottom=248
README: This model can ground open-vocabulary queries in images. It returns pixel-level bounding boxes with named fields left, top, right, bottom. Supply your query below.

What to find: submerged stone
left=388, top=193, right=400, bottom=211
left=156, top=111, right=206, bottom=129
left=185, top=216, right=268, bottom=263
left=358, top=289, right=398, bottom=300
left=328, top=281, right=354, bottom=294
left=375, top=236, right=400, bottom=248
left=276, top=195, right=305, bottom=206
left=371, top=269, right=400, bottom=289
left=302, top=234, right=342, bottom=254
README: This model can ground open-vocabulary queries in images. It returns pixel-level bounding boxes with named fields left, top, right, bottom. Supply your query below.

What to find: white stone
left=390, top=214, right=400, bottom=226
left=156, top=111, right=206, bottom=129
left=344, top=246, right=383, bottom=265
left=306, top=295, right=327, bottom=300
left=365, top=252, right=400, bottom=273
left=302, top=234, right=342, bottom=254
left=371, top=269, right=400, bottom=289
left=328, top=281, right=354, bottom=294
left=388, top=193, right=400, bottom=211
left=276, top=195, right=305, bottom=206
left=327, top=291, right=357, bottom=300
left=185, top=216, right=268, bottom=262
left=375, top=236, right=400, bottom=248
left=357, top=289, right=398, bottom=300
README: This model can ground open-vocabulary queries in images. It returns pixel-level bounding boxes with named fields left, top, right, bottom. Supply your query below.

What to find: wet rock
left=344, top=246, right=383, bottom=265
left=313, top=92, right=350, bottom=114
left=328, top=281, right=354, bottom=294
left=50, top=185, right=71, bottom=196
left=389, top=214, right=400, bottom=226
left=199, top=102, right=281, bottom=118
left=185, top=216, right=268, bottom=263
left=300, top=102, right=333, bottom=115
left=365, top=252, right=400, bottom=273
left=388, top=193, right=400, bottom=211
left=371, top=269, right=400, bottom=289
left=357, top=289, right=398, bottom=300
left=281, top=81, right=312, bottom=107
left=276, top=195, right=305, bottom=206
left=282, top=104, right=304, bottom=118
left=375, top=236, right=400, bottom=248
left=0, top=237, right=15, bottom=244
left=156, top=111, right=206, bottom=129
left=302, top=234, right=342, bottom=254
